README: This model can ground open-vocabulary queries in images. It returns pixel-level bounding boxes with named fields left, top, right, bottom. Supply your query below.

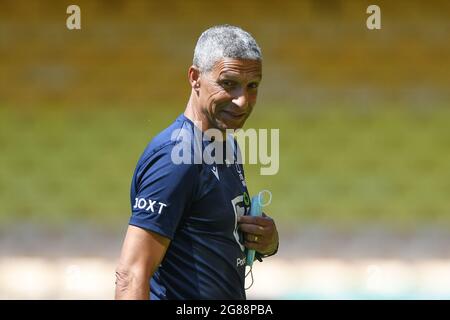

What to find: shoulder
left=134, top=114, right=200, bottom=181
left=143, top=114, right=195, bottom=157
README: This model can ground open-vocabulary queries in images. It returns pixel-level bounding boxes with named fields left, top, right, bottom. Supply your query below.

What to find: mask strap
left=244, top=265, right=254, bottom=290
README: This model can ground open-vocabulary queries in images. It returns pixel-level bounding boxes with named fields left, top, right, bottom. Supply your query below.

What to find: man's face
left=197, top=58, right=262, bottom=131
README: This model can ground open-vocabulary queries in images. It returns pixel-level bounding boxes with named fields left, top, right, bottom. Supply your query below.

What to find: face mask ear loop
left=244, top=265, right=254, bottom=290
left=258, top=190, right=272, bottom=208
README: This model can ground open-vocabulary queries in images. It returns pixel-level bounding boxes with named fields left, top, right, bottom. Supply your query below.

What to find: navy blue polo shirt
left=129, top=113, right=251, bottom=299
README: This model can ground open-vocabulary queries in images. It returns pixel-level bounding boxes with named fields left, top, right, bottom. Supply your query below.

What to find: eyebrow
left=219, top=72, right=262, bottom=81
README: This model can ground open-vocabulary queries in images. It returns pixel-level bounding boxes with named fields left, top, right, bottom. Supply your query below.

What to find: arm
left=115, top=225, right=170, bottom=300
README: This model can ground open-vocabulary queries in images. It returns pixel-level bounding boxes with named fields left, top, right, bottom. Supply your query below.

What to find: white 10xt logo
left=66, top=5, right=81, bottom=30
left=366, top=5, right=381, bottom=30
left=133, top=198, right=168, bottom=214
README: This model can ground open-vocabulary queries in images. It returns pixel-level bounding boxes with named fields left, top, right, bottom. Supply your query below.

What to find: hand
left=238, top=212, right=279, bottom=256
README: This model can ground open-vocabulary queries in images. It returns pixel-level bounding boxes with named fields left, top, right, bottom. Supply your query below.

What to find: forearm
left=115, top=269, right=150, bottom=300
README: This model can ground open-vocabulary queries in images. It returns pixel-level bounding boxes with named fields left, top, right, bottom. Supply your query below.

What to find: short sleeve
left=129, top=143, right=198, bottom=240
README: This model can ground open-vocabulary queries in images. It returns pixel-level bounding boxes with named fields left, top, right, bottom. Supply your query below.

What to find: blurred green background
left=0, top=0, right=449, bottom=232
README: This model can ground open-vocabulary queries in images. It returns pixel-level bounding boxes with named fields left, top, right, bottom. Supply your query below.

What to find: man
left=115, top=25, right=279, bottom=300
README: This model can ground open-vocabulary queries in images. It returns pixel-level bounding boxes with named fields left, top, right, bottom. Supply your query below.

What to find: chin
left=217, top=120, right=245, bottom=131
left=216, top=115, right=247, bottom=131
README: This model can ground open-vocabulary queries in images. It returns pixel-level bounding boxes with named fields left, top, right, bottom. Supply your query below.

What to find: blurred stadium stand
left=0, top=0, right=448, bottom=107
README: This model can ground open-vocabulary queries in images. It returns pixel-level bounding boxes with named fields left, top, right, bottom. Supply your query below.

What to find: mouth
left=221, top=110, right=247, bottom=119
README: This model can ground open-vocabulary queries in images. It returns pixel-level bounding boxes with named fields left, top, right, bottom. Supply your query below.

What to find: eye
left=220, top=80, right=237, bottom=88
left=248, top=82, right=259, bottom=89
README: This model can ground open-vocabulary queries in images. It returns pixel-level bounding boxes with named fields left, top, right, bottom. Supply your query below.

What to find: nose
left=232, top=88, right=248, bottom=110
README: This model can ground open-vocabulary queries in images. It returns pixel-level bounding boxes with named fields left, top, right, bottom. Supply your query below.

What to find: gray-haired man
left=115, top=25, right=279, bottom=300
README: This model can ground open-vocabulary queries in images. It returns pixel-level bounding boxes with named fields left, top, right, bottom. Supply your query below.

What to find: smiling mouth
left=222, top=110, right=246, bottom=118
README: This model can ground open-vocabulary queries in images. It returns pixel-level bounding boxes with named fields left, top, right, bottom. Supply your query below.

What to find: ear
left=188, top=66, right=201, bottom=92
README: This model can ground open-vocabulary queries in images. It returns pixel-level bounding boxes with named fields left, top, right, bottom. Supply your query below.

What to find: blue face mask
left=245, top=190, right=272, bottom=290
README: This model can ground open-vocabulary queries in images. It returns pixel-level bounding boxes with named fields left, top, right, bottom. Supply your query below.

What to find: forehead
left=211, top=58, right=262, bottom=79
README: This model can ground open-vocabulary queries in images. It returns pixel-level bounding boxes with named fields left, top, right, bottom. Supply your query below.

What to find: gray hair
left=193, top=24, right=262, bottom=73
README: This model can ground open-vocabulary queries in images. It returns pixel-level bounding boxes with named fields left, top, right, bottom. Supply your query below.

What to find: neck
left=184, top=93, right=207, bottom=131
